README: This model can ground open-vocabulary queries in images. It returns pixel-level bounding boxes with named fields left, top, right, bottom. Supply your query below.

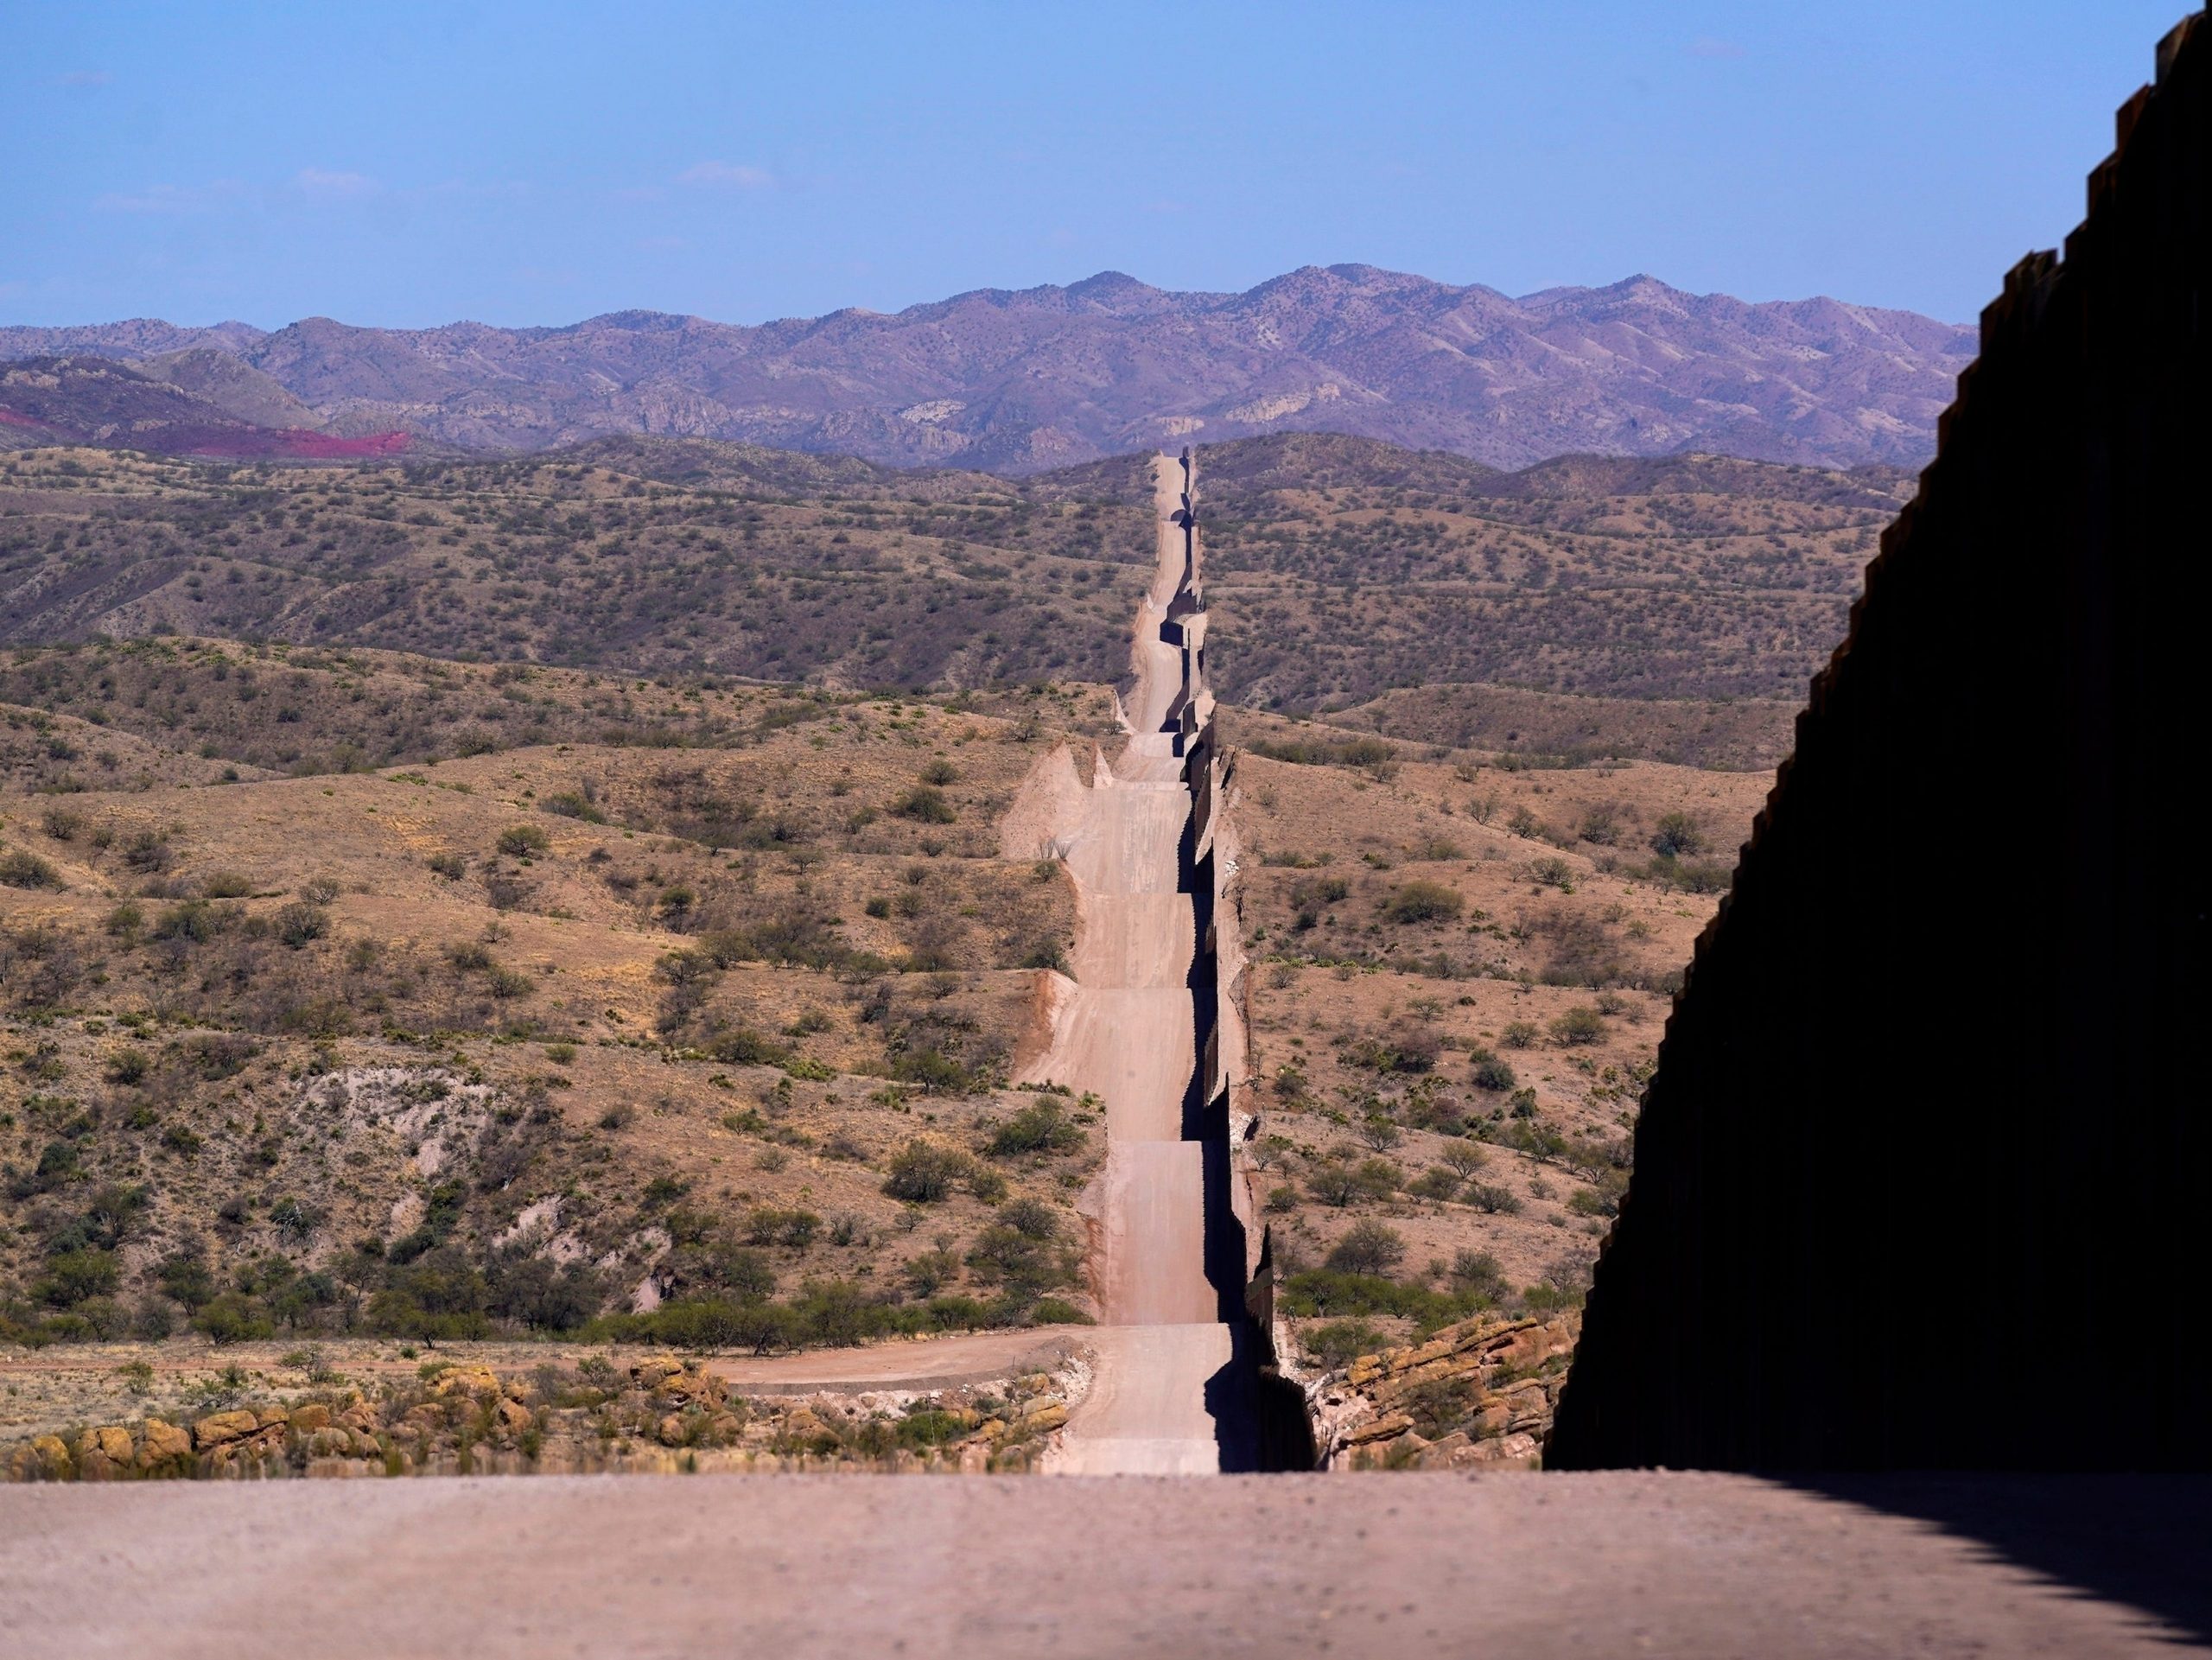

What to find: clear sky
left=0, top=1, right=2185, bottom=330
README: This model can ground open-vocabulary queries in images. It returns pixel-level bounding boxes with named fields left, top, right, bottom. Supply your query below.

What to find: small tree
left=1549, top=1006, right=1608, bottom=1046
left=882, top=1139, right=971, bottom=1203
left=1649, top=812, right=1704, bottom=858
left=1440, top=1142, right=1491, bottom=1181
left=1324, top=1220, right=1407, bottom=1277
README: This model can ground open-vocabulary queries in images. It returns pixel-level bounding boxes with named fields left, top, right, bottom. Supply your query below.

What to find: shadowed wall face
left=1550, top=18, right=2210, bottom=1472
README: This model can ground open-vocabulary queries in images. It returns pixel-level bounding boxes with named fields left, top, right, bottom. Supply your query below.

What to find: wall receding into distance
left=1548, top=16, right=2209, bottom=1472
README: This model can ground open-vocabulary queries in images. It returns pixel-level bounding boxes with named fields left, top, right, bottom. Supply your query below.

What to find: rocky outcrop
left=1312, top=1313, right=1578, bottom=1471
left=1, top=1352, right=1080, bottom=1481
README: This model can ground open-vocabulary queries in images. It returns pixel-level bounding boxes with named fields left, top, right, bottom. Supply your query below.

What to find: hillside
left=0, top=429, right=1793, bottom=1478
left=0, top=266, right=1974, bottom=472
left=0, top=432, right=1903, bottom=732
left=0, top=359, right=407, bottom=461
left=0, top=644, right=1116, bottom=1358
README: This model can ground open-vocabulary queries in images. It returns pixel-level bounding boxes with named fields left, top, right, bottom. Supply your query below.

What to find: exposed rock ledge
left=1310, top=1312, right=1579, bottom=1471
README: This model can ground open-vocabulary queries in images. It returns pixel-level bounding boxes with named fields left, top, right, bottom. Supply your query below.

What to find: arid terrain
left=0, top=429, right=1802, bottom=1476
left=0, top=431, right=1897, bottom=716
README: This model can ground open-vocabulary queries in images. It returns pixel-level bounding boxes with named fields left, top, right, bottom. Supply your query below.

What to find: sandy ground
left=3, top=1472, right=2202, bottom=1658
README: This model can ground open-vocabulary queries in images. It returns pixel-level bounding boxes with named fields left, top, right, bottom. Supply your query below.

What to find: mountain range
left=0, top=265, right=1975, bottom=472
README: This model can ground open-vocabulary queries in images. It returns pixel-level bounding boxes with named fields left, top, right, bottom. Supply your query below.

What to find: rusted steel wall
left=1550, top=17, right=2210, bottom=1472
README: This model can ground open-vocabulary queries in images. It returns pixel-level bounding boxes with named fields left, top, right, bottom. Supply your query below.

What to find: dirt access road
left=5, top=1472, right=2202, bottom=1658
left=1014, top=453, right=1254, bottom=1472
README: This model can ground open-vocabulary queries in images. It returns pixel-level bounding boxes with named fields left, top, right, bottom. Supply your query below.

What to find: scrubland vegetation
left=0, top=429, right=1853, bottom=1443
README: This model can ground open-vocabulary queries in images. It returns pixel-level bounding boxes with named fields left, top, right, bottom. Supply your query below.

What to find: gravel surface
left=3, top=1471, right=2202, bottom=1658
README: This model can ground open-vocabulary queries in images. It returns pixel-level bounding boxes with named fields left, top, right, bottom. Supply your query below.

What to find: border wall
left=1548, top=16, right=2209, bottom=1472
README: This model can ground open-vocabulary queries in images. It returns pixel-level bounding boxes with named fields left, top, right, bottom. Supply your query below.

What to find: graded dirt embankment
left=1007, top=454, right=1260, bottom=1472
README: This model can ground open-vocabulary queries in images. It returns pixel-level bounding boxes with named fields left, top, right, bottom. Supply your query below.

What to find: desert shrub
left=1449, top=1249, right=1507, bottom=1299
left=541, top=791, right=605, bottom=823
left=1498, top=1021, right=1541, bottom=1049
left=1549, top=1005, right=1608, bottom=1046
left=918, top=759, right=959, bottom=786
left=706, top=1027, right=791, bottom=1067
left=35, top=1248, right=120, bottom=1307
left=1527, top=856, right=1575, bottom=891
left=496, top=824, right=550, bottom=857
left=1651, top=857, right=1734, bottom=894
left=193, top=1290, right=276, bottom=1345
left=1440, top=1142, right=1491, bottom=1180
left=1648, top=812, right=1705, bottom=857
left=1246, top=736, right=1396, bottom=769
left=743, top=1207, right=821, bottom=1250
left=1407, top=1166, right=1464, bottom=1202
left=1346, top=1027, right=1440, bottom=1075
left=1287, top=875, right=1351, bottom=927
left=890, top=1047, right=975, bottom=1093
left=200, top=870, right=254, bottom=899
left=275, top=901, right=327, bottom=948
left=1379, top=880, right=1464, bottom=925
left=1325, top=1221, right=1407, bottom=1276
left=1305, top=1319, right=1386, bottom=1370
left=40, top=807, right=84, bottom=842
left=996, top=1198, right=1061, bottom=1241
left=1469, top=1049, right=1517, bottom=1091
left=1465, top=1182, right=1523, bottom=1215
left=103, top=1048, right=149, bottom=1085
left=122, top=830, right=174, bottom=873
left=881, top=1139, right=971, bottom=1203
left=892, top=785, right=957, bottom=824
left=0, top=849, right=61, bottom=890
left=987, top=1098, right=1084, bottom=1158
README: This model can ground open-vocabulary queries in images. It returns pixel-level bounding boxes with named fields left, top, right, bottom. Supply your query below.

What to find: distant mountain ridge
left=0, top=265, right=1974, bottom=472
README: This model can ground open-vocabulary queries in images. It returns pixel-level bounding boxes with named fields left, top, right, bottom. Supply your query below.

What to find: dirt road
left=1016, top=453, right=1252, bottom=1472
left=5, top=1472, right=2201, bottom=1658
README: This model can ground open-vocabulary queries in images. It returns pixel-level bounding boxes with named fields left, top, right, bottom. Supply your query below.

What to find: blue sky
left=0, top=1, right=2184, bottom=329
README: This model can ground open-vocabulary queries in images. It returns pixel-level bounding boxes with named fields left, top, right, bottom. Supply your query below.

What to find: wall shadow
left=1786, top=1475, right=2212, bottom=1645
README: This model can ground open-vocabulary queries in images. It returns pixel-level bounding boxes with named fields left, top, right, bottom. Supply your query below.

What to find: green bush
left=1465, top=1182, right=1523, bottom=1215
left=882, top=1140, right=971, bottom=1203
left=1470, top=1049, right=1517, bottom=1091
left=496, top=824, right=550, bottom=857
left=0, top=849, right=63, bottom=890
left=1549, top=1005, right=1608, bottom=1046
left=1305, top=1319, right=1386, bottom=1369
left=1648, top=812, right=1705, bottom=857
left=1324, top=1220, right=1407, bottom=1276
left=743, top=1208, right=820, bottom=1249
left=707, top=1027, right=792, bottom=1067
left=35, top=1249, right=119, bottom=1307
left=892, top=785, right=957, bottom=824
left=276, top=901, right=328, bottom=948
left=987, top=1098, right=1085, bottom=1158
left=1379, top=879, right=1465, bottom=925
left=541, top=792, right=606, bottom=823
